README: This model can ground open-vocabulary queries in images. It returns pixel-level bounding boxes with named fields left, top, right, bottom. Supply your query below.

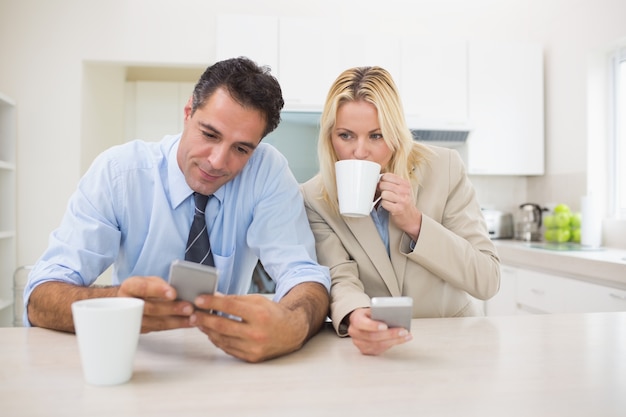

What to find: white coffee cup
left=335, top=159, right=382, bottom=217
left=71, top=297, right=144, bottom=386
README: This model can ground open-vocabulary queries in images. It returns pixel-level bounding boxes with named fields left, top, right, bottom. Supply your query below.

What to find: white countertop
left=493, top=239, right=626, bottom=288
left=2, top=313, right=625, bottom=417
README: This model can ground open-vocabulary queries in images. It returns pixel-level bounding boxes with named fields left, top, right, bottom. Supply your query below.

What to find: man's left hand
left=191, top=282, right=328, bottom=362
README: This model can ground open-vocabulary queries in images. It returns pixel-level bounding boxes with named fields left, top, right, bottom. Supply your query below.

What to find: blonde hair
left=317, top=66, right=433, bottom=211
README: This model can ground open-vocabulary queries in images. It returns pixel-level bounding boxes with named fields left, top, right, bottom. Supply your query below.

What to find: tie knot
left=193, top=192, right=210, bottom=210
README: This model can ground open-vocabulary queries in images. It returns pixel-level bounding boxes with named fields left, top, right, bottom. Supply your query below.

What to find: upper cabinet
left=216, top=14, right=336, bottom=110
left=216, top=14, right=279, bottom=76
left=336, top=34, right=402, bottom=86
left=278, top=17, right=341, bottom=110
left=400, top=40, right=468, bottom=125
left=467, top=41, right=544, bottom=175
left=215, top=15, right=545, bottom=176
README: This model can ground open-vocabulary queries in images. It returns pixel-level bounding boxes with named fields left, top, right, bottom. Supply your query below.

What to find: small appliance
left=515, top=203, right=545, bottom=242
left=482, top=209, right=514, bottom=239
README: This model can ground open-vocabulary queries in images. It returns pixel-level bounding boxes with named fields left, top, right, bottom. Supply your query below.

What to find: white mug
left=335, top=159, right=382, bottom=217
left=72, top=297, right=144, bottom=386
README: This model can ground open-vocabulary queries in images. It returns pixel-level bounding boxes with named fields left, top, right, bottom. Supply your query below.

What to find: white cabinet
left=0, top=92, right=16, bottom=327
left=486, top=264, right=626, bottom=316
left=516, top=269, right=567, bottom=313
left=278, top=17, right=341, bottom=110
left=215, top=15, right=545, bottom=175
left=565, top=278, right=626, bottom=313
left=516, top=269, right=626, bottom=313
left=467, top=41, right=544, bottom=175
left=216, top=14, right=279, bottom=73
left=337, top=34, right=402, bottom=85
left=216, top=14, right=339, bottom=110
left=484, top=265, right=518, bottom=315
left=400, top=40, right=468, bottom=124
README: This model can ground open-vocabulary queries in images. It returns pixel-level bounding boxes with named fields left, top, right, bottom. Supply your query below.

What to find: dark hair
left=191, top=57, right=284, bottom=137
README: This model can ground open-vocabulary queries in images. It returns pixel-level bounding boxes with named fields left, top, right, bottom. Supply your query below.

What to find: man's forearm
left=27, top=281, right=118, bottom=332
left=281, top=282, right=330, bottom=344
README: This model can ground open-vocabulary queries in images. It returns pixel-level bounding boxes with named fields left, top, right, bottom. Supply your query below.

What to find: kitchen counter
left=493, top=239, right=626, bottom=288
left=2, top=313, right=625, bottom=417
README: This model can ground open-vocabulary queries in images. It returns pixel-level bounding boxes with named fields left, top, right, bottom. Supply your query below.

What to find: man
left=25, top=57, right=330, bottom=363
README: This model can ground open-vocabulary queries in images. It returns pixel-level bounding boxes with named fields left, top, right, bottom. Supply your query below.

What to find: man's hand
left=117, top=276, right=195, bottom=333
left=27, top=277, right=195, bottom=333
left=347, top=307, right=413, bottom=356
left=191, top=282, right=329, bottom=363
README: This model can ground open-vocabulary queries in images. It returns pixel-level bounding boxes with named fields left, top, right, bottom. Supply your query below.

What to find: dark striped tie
left=185, top=192, right=214, bottom=266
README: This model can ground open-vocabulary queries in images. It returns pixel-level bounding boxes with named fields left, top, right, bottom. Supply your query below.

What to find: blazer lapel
left=388, top=223, right=409, bottom=293
left=344, top=216, right=402, bottom=296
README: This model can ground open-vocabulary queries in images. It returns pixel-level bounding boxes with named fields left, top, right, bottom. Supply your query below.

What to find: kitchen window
left=609, top=46, right=626, bottom=219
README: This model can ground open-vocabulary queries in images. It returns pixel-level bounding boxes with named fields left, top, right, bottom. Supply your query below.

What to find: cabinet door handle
left=609, top=293, right=626, bottom=301
left=531, top=288, right=545, bottom=295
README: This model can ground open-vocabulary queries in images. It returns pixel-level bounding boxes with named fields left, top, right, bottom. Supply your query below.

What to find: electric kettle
left=515, top=203, right=544, bottom=242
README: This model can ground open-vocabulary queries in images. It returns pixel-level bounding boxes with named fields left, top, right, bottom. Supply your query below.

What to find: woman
left=301, top=66, right=500, bottom=355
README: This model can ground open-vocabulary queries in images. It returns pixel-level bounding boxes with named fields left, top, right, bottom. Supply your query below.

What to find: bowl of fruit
left=543, top=203, right=582, bottom=244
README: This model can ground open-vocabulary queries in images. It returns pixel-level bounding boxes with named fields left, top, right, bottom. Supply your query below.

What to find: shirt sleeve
left=23, top=150, right=123, bottom=325
left=243, top=146, right=331, bottom=300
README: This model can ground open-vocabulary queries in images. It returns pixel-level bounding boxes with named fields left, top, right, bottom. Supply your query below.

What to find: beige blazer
left=301, top=146, right=500, bottom=335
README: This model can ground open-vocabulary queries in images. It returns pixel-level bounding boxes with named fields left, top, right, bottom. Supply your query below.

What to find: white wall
left=1, top=0, right=625, bottom=268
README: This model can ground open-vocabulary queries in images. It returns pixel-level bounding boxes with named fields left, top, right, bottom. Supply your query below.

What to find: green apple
left=571, top=212, right=582, bottom=228
left=544, top=229, right=555, bottom=242
left=554, top=212, right=572, bottom=228
left=571, top=228, right=581, bottom=243
left=543, top=214, right=556, bottom=229
left=555, top=228, right=571, bottom=243
left=554, top=203, right=571, bottom=214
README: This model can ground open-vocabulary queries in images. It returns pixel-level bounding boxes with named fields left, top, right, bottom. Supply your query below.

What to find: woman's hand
left=347, top=307, right=412, bottom=355
left=378, top=173, right=422, bottom=241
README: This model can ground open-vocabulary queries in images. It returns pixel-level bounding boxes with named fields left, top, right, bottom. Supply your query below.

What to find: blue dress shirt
left=24, top=135, right=330, bottom=325
left=371, top=205, right=390, bottom=256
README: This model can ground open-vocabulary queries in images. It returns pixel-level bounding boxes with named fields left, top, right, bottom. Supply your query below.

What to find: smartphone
left=370, top=296, right=413, bottom=331
left=168, top=259, right=219, bottom=306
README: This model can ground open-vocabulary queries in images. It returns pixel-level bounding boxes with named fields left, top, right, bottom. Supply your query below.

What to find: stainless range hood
left=410, top=128, right=470, bottom=148
left=406, top=116, right=472, bottom=148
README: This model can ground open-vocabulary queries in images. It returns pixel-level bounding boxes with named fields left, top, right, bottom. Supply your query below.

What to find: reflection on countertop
left=527, top=241, right=605, bottom=252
